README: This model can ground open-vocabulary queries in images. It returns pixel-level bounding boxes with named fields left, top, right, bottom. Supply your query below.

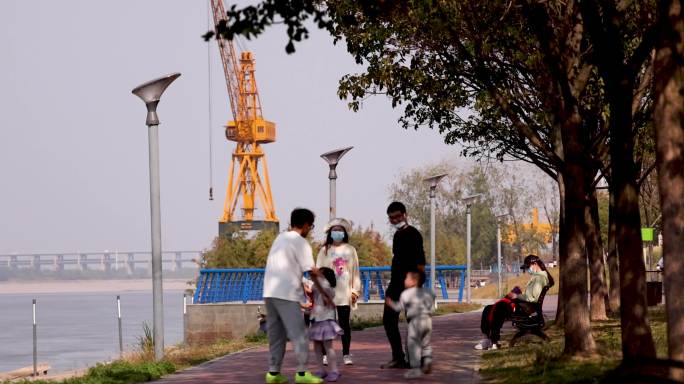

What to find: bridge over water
left=0, top=251, right=200, bottom=274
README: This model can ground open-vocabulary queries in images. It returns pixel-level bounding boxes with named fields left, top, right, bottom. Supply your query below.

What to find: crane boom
left=210, top=0, right=279, bottom=236
left=210, top=0, right=240, bottom=124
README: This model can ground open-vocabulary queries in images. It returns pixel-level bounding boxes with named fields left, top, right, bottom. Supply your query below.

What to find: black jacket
left=386, top=225, right=426, bottom=300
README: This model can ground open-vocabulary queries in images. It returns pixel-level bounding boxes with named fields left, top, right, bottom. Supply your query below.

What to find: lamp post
left=461, top=193, right=483, bottom=303
left=424, top=173, right=448, bottom=297
left=131, top=72, right=180, bottom=361
left=495, top=213, right=510, bottom=298
left=320, top=146, right=353, bottom=221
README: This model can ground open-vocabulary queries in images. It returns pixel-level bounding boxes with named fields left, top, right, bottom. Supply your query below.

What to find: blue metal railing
left=194, top=265, right=466, bottom=304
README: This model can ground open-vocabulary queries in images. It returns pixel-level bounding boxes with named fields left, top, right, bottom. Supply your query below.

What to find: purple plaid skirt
left=309, top=320, right=344, bottom=341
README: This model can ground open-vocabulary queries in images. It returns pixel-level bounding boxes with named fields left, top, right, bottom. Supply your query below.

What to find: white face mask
left=393, top=221, right=407, bottom=230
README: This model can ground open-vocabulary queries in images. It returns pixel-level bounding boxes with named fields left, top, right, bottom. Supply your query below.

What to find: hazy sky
left=0, top=1, right=486, bottom=254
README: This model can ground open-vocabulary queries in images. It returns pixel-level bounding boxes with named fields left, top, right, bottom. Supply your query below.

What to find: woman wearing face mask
left=474, top=254, right=554, bottom=350
left=315, top=218, right=361, bottom=366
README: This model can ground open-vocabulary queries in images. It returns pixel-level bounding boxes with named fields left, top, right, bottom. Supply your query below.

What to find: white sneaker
left=491, top=343, right=498, bottom=350
left=474, top=339, right=492, bottom=350
left=343, top=355, right=353, bottom=365
left=323, top=355, right=328, bottom=366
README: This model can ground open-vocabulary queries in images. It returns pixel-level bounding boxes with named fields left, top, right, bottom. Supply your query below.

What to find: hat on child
left=323, top=217, right=352, bottom=234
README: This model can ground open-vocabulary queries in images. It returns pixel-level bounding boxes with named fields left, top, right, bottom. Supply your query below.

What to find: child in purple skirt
left=309, top=267, right=344, bottom=382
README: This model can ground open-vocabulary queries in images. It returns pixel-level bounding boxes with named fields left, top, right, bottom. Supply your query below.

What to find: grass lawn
left=8, top=333, right=268, bottom=384
left=479, top=306, right=667, bottom=383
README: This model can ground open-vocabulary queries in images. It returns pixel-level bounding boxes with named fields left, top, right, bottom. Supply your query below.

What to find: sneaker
left=322, top=355, right=328, bottom=366
left=343, top=355, right=353, bottom=365
left=381, top=359, right=409, bottom=369
left=294, top=372, right=324, bottom=384
left=325, top=371, right=341, bottom=382
left=313, top=372, right=327, bottom=379
left=421, top=357, right=433, bottom=374
left=404, top=368, right=423, bottom=379
left=265, top=372, right=289, bottom=384
left=491, top=343, right=499, bottom=350
left=474, top=339, right=492, bottom=350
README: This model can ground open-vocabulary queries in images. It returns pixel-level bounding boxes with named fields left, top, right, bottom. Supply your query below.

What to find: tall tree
left=654, top=0, right=684, bottom=368
left=580, top=0, right=658, bottom=359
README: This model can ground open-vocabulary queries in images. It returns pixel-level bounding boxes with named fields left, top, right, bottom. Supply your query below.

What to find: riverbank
left=0, top=279, right=193, bottom=295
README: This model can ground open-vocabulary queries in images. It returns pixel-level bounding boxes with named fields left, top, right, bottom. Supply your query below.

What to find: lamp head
left=424, top=173, right=448, bottom=189
left=495, top=212, right=510, bottom=224
left=132, top=73, right=181, bottom=126
left=461, top=193, right=483, bottom=204
left=321, top=146, right=353, bottom=167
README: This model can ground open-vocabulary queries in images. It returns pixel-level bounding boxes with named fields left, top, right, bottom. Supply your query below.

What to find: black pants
left=383, top=303, right=405, bottom=362
left=337, top=305, right=352, bottom=355
left=480, top=301, right=512, bottom=344
left=321, top=305, right=352, bottom=356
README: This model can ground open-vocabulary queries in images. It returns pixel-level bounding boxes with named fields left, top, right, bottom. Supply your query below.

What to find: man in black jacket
left=381, top=201, right=426, bottom=369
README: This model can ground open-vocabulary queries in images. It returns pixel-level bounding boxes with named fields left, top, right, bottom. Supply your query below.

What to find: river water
left=0, top=288, right=186, bottom=373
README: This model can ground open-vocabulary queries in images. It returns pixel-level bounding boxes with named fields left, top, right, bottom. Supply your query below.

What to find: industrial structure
left=505, top=208, right=555, bottom=247
left=210, top=0, right=278, bottom=236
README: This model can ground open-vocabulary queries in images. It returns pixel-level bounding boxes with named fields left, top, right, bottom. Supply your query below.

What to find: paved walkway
left=156, top=310, right=485, bottom=383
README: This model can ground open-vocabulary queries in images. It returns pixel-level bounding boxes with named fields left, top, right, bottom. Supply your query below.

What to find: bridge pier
left=101, top=253, right=111, bottom=272
left=9, top=255, right=17, bottom=270
left=54, top=255, right=64, bottom=272
left=172, top=252, right=182, bottom=272
left=78, top=254, right=87, bottom=271
left=32, top=255, right=40, bottom=271
left=126, top=253, right=135, bottom=275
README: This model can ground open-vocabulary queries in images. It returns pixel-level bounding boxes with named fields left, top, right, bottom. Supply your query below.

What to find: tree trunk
left=560, top=115, right=596, bottom=356
left=586, top=188, right=608, bottom=321
left=609, top=75, right=656, bottom=360
left=655, top=0, right=684, bottom=372
left=554, top=173, right=565, bottom=326
left=606, top=186, right=620, bottom=315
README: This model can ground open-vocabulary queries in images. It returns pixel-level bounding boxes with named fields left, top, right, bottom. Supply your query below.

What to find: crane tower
left=210, top=0, right=279, bottom=235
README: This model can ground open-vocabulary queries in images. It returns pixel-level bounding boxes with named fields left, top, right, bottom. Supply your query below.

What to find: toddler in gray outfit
left=386, top=269, right=435, bottom=379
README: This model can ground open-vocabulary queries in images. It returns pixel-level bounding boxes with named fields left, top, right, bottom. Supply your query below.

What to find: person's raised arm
left=310, top=272, right=334, bottom=307
left=519, top=276, right=543, bottom=302
left=315, top=246, right=326, bottom=268
left=385, top=296, right=403, bottom=312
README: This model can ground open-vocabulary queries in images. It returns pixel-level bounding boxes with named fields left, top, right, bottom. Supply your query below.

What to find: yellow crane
left=210, top=0, right=278, bottom=235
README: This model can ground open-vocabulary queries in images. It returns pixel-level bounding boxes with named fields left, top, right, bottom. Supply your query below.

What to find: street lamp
left=461, top=193, right=483, bottom=303
left=424, top=173, right=448, bottom=298
left=131, top=72, right=180, bottom=361
left=495, top=213, right=510, bottom=298
left=321, top=146, right=353, bottom=221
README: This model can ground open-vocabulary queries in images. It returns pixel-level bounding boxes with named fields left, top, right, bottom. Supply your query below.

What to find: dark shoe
left=421, top=357, right=433, bottom=374
left=381, top=359, right=409, bottom=369
left=325, top=371, right=341, bottom=382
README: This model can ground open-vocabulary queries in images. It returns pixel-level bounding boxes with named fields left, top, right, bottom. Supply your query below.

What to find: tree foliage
left=200, top=230, right=278, bottom=268
left=388, top=160, right=556, bottom=267
left=201, top=226, right=391, bottom=268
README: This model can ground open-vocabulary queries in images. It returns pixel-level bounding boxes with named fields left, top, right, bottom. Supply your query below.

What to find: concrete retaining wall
left=185, top=300, right=386, bottom=345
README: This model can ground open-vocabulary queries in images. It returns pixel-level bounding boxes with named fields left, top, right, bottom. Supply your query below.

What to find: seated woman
left=474, top=254, right=554, bottom=350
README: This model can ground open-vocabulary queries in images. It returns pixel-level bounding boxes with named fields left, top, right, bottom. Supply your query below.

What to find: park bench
left=509, top=284, right=551, bottom=346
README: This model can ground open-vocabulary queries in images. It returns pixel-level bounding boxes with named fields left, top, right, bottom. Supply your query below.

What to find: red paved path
left=156, top=310, right=485, bottom=383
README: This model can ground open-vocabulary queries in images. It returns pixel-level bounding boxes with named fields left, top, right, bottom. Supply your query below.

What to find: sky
left=0, top=0, right=473, bottom=254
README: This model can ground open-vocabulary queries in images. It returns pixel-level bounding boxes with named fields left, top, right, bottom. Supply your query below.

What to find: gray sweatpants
left=265, top=297, right=309, bottom=373
left=406, top=315, right=432, bottom=368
